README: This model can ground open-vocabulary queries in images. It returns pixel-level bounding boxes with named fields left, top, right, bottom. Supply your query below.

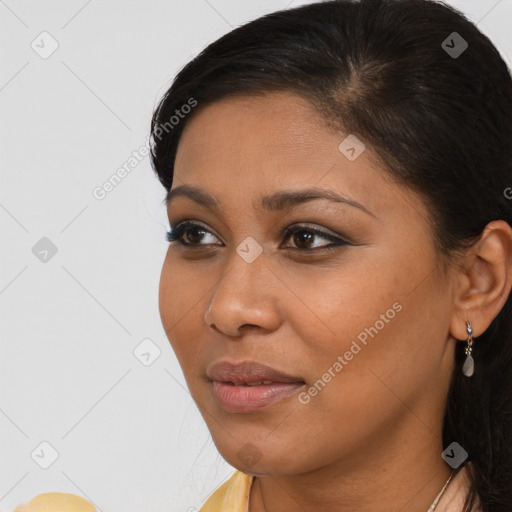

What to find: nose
left=203, top=248, right=282, bottom=338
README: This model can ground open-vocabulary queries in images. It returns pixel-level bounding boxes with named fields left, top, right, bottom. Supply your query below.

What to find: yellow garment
left=13, top=493, right=96, bottom=512
left=12, top=474, right=252, bottom=512
left=200, top=471, right=254, bottom=512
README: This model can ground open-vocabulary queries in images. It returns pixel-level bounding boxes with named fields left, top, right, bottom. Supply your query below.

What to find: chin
left=214, top=436, right=311, bottom=476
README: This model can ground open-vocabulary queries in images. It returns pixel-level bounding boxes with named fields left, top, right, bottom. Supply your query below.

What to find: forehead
left=175, top=91, right=339, bottom=169
left=171, top=91, right=407, bottom=219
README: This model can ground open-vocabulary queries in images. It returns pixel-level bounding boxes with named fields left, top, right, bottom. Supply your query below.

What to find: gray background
left=1, top=1, right=511, bottom=511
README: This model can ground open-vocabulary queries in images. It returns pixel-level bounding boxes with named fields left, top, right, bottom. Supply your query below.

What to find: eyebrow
left=165, top=184, right=375, bottom=217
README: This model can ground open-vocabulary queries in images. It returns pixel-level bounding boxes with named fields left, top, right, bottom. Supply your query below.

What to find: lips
left=207, top=360, right=306, bottom=413
left=207, top=360, right=305, bottom=386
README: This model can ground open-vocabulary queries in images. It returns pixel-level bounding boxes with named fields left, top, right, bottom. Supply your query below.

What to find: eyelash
left=165, top=220, right=350, bottom=252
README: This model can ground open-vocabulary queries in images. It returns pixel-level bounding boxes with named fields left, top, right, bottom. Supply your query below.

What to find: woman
left=150, top=0, right=512, bottom=511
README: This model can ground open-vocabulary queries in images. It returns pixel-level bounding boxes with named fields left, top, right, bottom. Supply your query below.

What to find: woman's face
left=159, top=91, right=458, bottom=476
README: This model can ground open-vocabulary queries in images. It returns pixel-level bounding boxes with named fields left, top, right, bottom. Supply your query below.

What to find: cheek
left=285, top=255, right=404, bottom=361
left=290, top=251, right=434, bottom=409
left=158, top=254, right=205, bottom=362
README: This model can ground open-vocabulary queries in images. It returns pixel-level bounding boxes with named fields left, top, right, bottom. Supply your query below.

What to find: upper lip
left=207, top=360, right=305, bottom=385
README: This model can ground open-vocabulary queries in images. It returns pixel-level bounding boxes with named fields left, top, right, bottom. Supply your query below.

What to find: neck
left=249, top=420, right=454, bottom=512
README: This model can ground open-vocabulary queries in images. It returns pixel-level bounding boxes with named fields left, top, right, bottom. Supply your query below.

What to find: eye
left=166, top=220, right=351, bottom=252
left=281, top=224, right=350, bottom=251
left=165, top=221, right=221, bottom=246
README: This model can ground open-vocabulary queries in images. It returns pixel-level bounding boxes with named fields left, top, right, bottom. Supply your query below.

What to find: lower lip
left=211, top=381, right=305, bottom=413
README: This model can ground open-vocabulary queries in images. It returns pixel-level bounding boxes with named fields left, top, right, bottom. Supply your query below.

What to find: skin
left=159, top=91, right=512, bottom=512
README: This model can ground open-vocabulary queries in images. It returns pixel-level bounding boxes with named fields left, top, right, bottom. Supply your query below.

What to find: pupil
left=295, top=231, right=313, bottom=248
left=187, top=228, right=204, bottom=244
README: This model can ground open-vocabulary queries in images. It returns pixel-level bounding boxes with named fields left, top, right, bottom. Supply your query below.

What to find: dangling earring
left=462, top=321, right=474, bottom=377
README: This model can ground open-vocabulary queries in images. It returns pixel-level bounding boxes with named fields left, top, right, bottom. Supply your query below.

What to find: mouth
left=207, top=360, right=306, bottom=413
left=222, top=380, right=278, bottom=386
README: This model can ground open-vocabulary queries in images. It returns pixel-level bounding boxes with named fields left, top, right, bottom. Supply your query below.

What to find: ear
left=450, top=220, right=512, bottom=341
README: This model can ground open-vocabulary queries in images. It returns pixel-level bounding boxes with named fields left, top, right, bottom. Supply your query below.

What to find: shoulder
left=200, top=471, right=254, bottom=512
left=13, top=493, right=96, bottom=511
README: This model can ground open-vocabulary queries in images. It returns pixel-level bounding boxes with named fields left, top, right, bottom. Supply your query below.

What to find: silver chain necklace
left=426, top=470, right=456, bottom=512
